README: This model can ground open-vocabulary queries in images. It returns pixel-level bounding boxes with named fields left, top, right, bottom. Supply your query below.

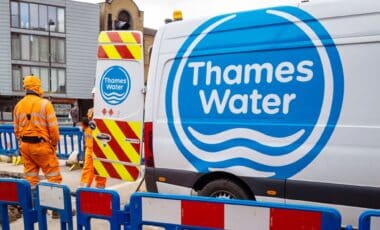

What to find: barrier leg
left=37, top=208, right=48, bottom=230
left=77, top=217, right=91, bottom=230
left=1, top=204, right=10, bottom=230
left=24, top=209, right=37, bottom=230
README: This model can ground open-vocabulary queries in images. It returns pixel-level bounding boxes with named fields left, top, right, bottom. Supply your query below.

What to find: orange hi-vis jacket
left=14, top=94, right=60, bottom=146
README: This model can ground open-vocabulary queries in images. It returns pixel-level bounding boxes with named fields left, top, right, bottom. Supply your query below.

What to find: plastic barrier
left=35, top=182, right=73, bottom=230
left=0, top=125, right=84, bottom=160
left=359, top=210, right=380, bottom=230
left=127, top=192, right=342, bottom=230
left=0, top=124, right=18, bottom=156
left=76, top=188, right=127, bottom=230
left=0, top=178, right=37, bottom=230
left=57, top=126, right=84, bottom=160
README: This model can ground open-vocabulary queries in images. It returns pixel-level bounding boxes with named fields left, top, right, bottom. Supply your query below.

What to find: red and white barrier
left=130, top=194, right=341, bottom=230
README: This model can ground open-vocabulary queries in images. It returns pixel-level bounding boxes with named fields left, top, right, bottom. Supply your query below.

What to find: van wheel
left=198, top=179, right=250, bottom=200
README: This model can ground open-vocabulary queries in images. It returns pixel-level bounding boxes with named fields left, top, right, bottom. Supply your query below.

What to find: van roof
left=161, top=0, right=380, bottom=40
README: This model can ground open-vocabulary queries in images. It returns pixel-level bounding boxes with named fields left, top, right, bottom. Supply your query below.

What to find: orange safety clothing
left=80, top=116, right=106, bottom=188
left=87, top=108, right=94, bottom=120
left=21, top=142, right=62, bottom=187
left=23, top=75, right=44, bottom=96
left=14, top=75, right=62, bottom=187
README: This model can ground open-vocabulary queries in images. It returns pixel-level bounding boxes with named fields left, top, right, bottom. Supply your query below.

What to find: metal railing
left=0, top=125, right=84, bottom=160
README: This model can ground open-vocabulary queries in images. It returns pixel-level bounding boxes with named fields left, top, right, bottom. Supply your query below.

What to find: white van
left=141, top=0, right=380, bottom=227
left=93, top=0, right=380, bottom=227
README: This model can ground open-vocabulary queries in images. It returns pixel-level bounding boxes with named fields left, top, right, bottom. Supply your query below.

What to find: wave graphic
left=104, top=96, right=125, bottom=101
left=188, top=127, right=305, bottom=148
left=104, top=92, right=127, bottom=97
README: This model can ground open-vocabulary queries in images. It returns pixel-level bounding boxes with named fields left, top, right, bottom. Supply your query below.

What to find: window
left=11, top=34, right=21, bottom=60
left=20, top=2, right=29, bottom=29
left=56, top=39, right=65, bottom=63
left=10, top=2, right=67, bottom=93
left=48, top=6, right=57, bottom=31
left=12, top=65, right=66, bottom=93
left=57, top=8, right=65, bottom=33
left=21, top=66, right=31, bottom=76
left=11, top=2, right=19, bottom=27
left=40, top=67, right=49, bottom=92
left=12, top=66, right=22, bottom=91
left=115, top=10, right=131, bottom=30
left=39, top=5, right=47, bottom=30
left=58, top=69, right=66, bottom=93
left=51, top=68, right=58, bottom=92
left=12, top=34, right=65, bottom=63
left=30, top=35, right=39, bottom=61
left=39, top=36, right=48, bottom=62
left=30, top=4, right=39, bottom=29
left=31, top=67, right=40, bottom=76
left=11, top=2, right=65, bottom=32
left=20, top=34, right=30, bottom=60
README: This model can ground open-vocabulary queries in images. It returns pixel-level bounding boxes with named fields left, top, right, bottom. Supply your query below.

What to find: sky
left=76, top=0, right=299, bottom=29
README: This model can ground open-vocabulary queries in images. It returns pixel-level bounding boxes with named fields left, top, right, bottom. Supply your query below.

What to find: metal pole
left=48, top=20, right=55, bottom=93
left=48, top=25, right=51, bottom=93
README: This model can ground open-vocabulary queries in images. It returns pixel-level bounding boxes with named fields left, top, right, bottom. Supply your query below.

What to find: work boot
left=8, top=205, right=22, bottom=222
left=51, top=210, right=76, bottom=219
left=51, top=210, right=59, bottom=219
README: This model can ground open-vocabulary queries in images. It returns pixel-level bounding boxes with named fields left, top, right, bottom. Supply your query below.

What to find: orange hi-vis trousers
left=80, top=148, right=107, bottom=188
left=21, top=142, right=62, bottom=188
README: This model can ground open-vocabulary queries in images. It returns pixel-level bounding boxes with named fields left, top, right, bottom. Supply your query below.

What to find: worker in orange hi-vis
left=13, top=75, right=62, bottom=188
left=80, top=88, right=107, bottom=188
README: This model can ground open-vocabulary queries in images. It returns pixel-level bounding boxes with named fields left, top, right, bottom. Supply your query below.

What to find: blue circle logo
left=100, top=66, right=131, bottom=105
left=166, top=7, right=344, bottom=178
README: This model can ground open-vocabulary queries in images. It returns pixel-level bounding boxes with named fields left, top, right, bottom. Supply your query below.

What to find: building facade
left=0, top=0, right=99, bottom=122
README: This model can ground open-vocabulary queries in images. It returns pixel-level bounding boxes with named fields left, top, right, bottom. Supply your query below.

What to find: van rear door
left=93, top=31, right=144, bottom=181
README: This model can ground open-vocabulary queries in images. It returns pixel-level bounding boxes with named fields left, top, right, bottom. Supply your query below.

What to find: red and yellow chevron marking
left=97, top=31, right=142, bottom=60
left=98, top=31, right=142, bottom=44
left=93, top=118, right=142, bottom=181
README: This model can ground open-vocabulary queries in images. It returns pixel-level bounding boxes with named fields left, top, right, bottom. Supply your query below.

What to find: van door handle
left=96, top=133, right=111, bottom=145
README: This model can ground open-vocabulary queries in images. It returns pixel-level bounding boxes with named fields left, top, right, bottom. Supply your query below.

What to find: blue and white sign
left=166, top=7, right=344, bottom=178
left=100, top=66, right=131, bottom=105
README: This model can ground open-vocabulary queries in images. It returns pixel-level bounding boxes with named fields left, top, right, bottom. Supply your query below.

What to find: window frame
left=11, top=65, right=66, bottom=93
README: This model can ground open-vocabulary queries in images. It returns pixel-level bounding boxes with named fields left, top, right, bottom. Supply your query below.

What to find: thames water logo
left=166, top=7, right=344, bottom=178
left=100, top=66, right=131, bottom=105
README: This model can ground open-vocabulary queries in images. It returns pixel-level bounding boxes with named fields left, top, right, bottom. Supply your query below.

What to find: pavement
left=0, top=158, right=146, bottom=229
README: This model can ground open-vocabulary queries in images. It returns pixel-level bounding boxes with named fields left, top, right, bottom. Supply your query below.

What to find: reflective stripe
left=25, top=172, right=38, bottom=177
left=46, top=171, right=60, bottom=177
left=48, top=121, right=58, bottom=127
left=15, top=113, right=27, bottom=119
left=47, top=113, right=56, bottom=119
left=40, top=99, right=49, bottom=116
left=30, top=112, right=47, bottom=119
left=31, top=120, right=48, bottom=127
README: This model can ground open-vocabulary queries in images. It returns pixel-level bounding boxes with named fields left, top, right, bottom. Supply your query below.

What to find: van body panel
left=93, top=31, right=144, bottom=181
